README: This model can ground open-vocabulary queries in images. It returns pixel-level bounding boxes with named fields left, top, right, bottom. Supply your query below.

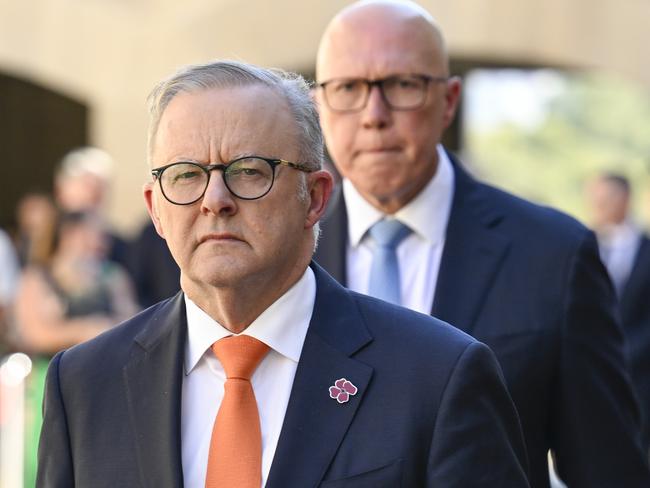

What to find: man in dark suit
left=54, top=146, right=132, bottom=273
left=313, top=1, right=650, bottom=487
left=37, top=60, right=529, bottom=487
left=621, top=235, right=650, bottom=453
left=587, top=173, right=650, bottom=453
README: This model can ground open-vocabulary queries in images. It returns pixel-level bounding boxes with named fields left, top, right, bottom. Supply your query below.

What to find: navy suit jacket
left=314, top=153, right=650, bottom=487
left=128, top=221, right=181, bottom=308
left=620, top=234, right=650, bottom=449
left=37, top=263, right=529, bottom=487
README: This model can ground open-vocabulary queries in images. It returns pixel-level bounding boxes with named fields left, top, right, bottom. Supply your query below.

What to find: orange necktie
left=205, top=335, right=270, bottom=488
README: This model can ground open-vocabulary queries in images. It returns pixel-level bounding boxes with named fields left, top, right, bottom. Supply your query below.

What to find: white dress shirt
left=596, top=220, right=642, bottom=295
left=181, top=267, right=316, bottom=488
left=344, top=144, right=455, bottom=314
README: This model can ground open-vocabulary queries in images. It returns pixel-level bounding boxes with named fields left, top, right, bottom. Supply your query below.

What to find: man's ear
left=143, top=182, right=165, bottom=239
left=442, top=76, right=462, bottom=130
left=304, top=170, right=334, bottom=230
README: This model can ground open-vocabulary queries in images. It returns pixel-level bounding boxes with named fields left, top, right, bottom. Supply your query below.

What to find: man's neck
left=181, top=257, right=311, bottom=333
left=367, top=166, right=438, bottom=215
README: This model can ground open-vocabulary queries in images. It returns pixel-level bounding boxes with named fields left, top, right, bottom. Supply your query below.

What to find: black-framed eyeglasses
left=151, top=156, right=314, bottom=205
left=317, top=74, right=449, bottom=112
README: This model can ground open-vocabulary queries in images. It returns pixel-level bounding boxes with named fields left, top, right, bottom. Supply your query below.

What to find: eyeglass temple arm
left=275, top=159, right=315, bottom=172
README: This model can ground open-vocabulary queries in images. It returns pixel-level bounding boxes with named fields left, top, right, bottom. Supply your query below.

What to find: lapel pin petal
left=329, top=378, right=358, bottom=404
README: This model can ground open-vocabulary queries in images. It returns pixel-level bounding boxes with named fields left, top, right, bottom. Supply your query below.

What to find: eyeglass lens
left=323, top=75, right=430, bottom=111
left=160, top=158, right=275, bottom=204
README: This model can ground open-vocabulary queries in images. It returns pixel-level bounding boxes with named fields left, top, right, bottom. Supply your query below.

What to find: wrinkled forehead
left=152, top=85, right=300, bottom=163
left=160, top=83, right=286, bottom=122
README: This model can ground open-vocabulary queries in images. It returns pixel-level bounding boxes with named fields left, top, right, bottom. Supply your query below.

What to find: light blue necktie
left=367, top=219, right=412, bottom=305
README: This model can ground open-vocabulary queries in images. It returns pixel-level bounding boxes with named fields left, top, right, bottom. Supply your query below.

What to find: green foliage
left=466, top=72, right=650, bottom=227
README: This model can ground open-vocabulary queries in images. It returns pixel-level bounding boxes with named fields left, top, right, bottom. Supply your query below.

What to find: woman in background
left=15, top=210, right=138, bottom=354
left=14, top=210, right=139, bottom=486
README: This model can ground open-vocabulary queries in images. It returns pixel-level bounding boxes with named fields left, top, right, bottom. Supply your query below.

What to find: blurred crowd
left=0, top=147, right=180, bottom=486
left=1, top=147, right=181, bottom=357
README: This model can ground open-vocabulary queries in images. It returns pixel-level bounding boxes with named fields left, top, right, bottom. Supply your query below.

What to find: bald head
left=317, top=0, right=448, bottom=82
left=315, top=0, right=461, bottom=214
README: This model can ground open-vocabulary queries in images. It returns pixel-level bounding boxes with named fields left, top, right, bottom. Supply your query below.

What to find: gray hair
left=57, top=146, right=113, bottom=181
left=147, top=60, right=323, bottom=170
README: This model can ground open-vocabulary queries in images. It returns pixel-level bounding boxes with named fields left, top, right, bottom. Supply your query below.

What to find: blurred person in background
left=0, top=227, right=20, bottom=352
left=14, top=192, right=58, bottom=268
left=586, top=173, right=644, bottom=295
left=14, top=210, right=138, bottom=487
left=586, top=172, right=650, bottom=455
left=54, top=146, right=131, bottom=273
left=15, top=210, right=138, bottom=354
left=313, top=1, right=650, bottom=486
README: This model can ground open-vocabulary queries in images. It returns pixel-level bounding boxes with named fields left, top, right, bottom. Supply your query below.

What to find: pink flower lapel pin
left=329, top=378, right=358, bottom=404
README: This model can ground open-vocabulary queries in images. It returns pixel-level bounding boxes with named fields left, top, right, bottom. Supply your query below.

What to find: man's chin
left=356, top=151, right=404, bottom=167
left=188, top=257, right=251, bottom=285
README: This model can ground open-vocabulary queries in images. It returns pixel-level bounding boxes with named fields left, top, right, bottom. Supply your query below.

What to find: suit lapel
left=123, top=293, right=186, bottom=488
left=266, top=264, right=373, bottom=488
left=432, top=155, right=510, bottom=334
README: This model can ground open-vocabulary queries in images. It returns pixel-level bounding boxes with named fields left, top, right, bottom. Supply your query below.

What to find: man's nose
left=361, top=84, right=391, bottom=129
left=200, top=171, right=237, bottom=216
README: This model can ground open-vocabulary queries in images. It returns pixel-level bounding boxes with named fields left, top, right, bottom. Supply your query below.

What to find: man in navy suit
left=37, top=60, right=529, bottom=487
left=587, top=173, right=650, bottom=453
left=313, top=1, right=650, bottom=487
left=621, top=235, right=650, bottom=454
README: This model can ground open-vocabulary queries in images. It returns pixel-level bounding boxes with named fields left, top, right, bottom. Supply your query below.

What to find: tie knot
left=212, top=335, right=270, bottom=380
left=369, top=219, right=412, bottom=249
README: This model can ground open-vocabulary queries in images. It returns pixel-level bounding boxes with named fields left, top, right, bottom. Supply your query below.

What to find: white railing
left=0, top=353, right=33, bottom=488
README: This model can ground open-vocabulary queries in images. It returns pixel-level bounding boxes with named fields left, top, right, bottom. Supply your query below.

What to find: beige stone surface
left=1, top=0, right=648, bottom=232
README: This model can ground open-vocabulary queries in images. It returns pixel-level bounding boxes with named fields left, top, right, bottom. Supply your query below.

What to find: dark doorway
left=0, top=73, right=88, bottom=231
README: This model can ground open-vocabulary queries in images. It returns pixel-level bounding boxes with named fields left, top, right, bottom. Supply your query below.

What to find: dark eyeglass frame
left=151, top=156, right=315, bottom=205
left=317, top=73, right=449, bottom=112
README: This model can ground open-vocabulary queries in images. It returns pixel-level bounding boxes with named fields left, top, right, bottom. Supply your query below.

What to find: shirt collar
left=343, top=144, right=455, bottom=247
left=184, top=266, right=316, bottom=374
left=598, top=219, right=641, bottom=247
